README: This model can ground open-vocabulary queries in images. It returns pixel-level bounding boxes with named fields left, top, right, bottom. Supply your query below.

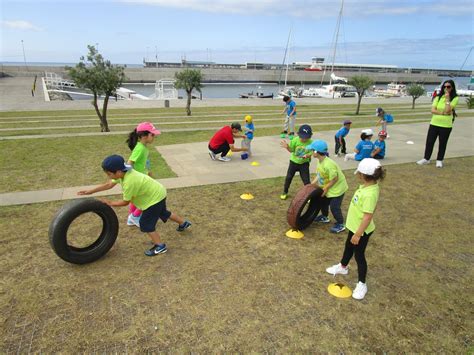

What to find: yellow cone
left=285, top=229, right=304, bottom=239
left=251, top=161, right=260, bottom=166
left=227, top=150, right=233, bottom=157
left=240, top=193, right=254, bottom=200
left=327, top=283, right=352, bottom=298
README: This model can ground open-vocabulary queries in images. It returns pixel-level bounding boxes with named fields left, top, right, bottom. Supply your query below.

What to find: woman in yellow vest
left=417, top=80, right=458, bottom=168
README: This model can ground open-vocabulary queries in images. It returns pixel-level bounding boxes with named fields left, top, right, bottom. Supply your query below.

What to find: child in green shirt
left=306, top=140, right=348, bottom=234
left=325, top=158, right=385, bottom=300
left=78, top=155, right=191, bottom=257
left=279, top=124, right=313, bottom=200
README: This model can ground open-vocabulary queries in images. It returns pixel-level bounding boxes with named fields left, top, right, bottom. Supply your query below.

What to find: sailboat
left=277, top=27, right=301, bottom=98
left=301, top=0, right=356, bottom=99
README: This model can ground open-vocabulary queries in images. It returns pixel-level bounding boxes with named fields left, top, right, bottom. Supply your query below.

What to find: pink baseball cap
left=136, top=122, right=161, bottom=135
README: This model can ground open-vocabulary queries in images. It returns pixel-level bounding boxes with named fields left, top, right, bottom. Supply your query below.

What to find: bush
left=466, top=96, right=474, bottom=109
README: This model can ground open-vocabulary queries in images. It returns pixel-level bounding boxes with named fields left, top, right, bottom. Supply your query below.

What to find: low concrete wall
left=1, top=65, right=441, bottom=84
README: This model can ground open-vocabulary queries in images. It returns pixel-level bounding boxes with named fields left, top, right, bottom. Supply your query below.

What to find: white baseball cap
left=355, top=158, right=381, bottom=175
left=362, top=128, right=374, bottom=136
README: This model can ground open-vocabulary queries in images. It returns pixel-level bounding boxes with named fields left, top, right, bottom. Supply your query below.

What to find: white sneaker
left=352, top=281, right=368, bottom=300
left=344, top=155, right=349, bottom=162
left=218, top=156, right=231, bottom=162
left=326, top=263, right=348, bottom=276
left=208, top=150, right=216, bottom=161
left=436, top=160, right=443, bottom=168
left=416, top=158, right=430, bottom=165
left=127, top=214, right=140, bottom=227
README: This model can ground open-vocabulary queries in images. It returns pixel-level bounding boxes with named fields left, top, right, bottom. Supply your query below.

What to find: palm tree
left=348, top=75, right=374, bottom=114
left=174, top=69, right=203, bottom=116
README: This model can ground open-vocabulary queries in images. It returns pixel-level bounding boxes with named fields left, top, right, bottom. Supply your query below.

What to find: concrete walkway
left=0, top=118, right=473, bottom=206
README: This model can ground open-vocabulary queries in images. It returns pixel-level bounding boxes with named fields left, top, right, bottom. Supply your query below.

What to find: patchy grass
left=1, top=157, right=473, bottom=352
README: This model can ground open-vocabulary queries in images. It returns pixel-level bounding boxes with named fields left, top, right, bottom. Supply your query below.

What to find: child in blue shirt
left=281, top=96, right=297, bottom=139
left=371, top=130, right=387, bottom=159
left=335, top=119, right=352, bottom=156
left=241, top=115, right=255, bottom=159
left=344, top=129, right=374, bottom=161
left=375, top=107, right=393, bottom=138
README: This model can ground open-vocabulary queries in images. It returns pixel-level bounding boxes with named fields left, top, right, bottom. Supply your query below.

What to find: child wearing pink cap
left=125, top=122, right=161, bottom=227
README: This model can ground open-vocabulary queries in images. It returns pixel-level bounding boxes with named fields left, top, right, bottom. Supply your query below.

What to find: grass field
left=1, top=157, right=473, bottom=352
left=0, top=102, right=440, bottom=193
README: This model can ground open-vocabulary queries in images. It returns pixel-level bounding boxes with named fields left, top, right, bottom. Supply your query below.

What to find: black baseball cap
left=231, top=122, right=242, bottom=131
left=102, top=155, right=131, bottom=172
left=298, top=124, right=313, bottom=139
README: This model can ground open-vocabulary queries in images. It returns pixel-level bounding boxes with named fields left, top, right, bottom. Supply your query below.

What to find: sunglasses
left=444, top=85, right=452, bottom=89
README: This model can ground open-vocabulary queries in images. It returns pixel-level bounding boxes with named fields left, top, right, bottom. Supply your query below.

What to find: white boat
left=301, top=87, right=321, bottom=97
left=309, top=83, right=357, bottom=98
left=374, top=82, right=407, bottom=97
left=277, top=86, right=302, bottom=98
left=457, top=76, right=474, bottom=96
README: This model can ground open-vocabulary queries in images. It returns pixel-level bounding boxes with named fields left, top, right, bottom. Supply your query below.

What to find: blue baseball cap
left=298, top=124, right=313, bottom=139
left=306, top=139, right=328, bottom=154
left=102, top=155, right=132, bottom=172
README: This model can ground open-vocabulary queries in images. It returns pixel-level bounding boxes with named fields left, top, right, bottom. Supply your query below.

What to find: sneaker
left=344, top=154, right=349, bottom=162
left=208, top=150, right=216, bottom=161
left=127, top=214, right=140, bottom=227
left=280, top=193, right=288, bottom=200
left=288, top=133, right=295, bottom=140
left=352, top=281, right=368, bottom=300
left=326, top=263, right=348, bottom=276
left=176, top=220, right=192, bottom=232
left=436, top=160, right=443, bottom=168
left=280, top=131, right=287, bottom=138
left=330, top=223, right=346, bottom=233
left=144, top=243, right=167, bottom=256
left=218, top=156, right=231, bottom=162
left=416, top=158, right=430, bottom=165
left=315, top=215, right=330, bottom=223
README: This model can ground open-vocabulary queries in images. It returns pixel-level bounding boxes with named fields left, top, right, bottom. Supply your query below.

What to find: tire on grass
left=287, top=184, right=324, bottom=230
left=49, top=198, right=119, bottom=264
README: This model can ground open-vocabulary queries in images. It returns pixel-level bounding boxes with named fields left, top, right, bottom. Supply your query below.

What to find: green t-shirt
left=129, top=142, right=149, bottom=174
left=113, top=169, right=166, bottom=210
left=315, top=157, right=348, bottom=198
left=346, top=183, right=379, bottom=234
left=430, top=95, right=459, bottom=128
left=289, top=137, right=312, bottom=164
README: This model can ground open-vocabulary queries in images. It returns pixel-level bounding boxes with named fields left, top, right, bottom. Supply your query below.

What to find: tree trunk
left=92, top=93, right=106, bottom=132
left=355, top=92, right=363, bottom=115
left=412, top=97, right=416, bottom=109
left=101, top=95, right=110, bottom=132
left=186, top=90, right=192, bottom=116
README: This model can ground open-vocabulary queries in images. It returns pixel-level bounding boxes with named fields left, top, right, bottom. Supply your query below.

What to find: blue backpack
left=385, top=114, right=394, bottom=123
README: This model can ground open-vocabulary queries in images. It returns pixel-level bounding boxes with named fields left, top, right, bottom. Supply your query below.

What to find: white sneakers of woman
left=352, top=281, right=368, bottom=300
left=416, top=158, right=430, bottom=165
left=326, top=263, right=348, bottom=275
left=436, top=160, right=443, bottom=168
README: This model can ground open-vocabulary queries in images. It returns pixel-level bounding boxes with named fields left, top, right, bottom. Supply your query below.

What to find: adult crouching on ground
left=208, top=122, right=248, bottom=162
left=417, top=79, right=458, bottom=168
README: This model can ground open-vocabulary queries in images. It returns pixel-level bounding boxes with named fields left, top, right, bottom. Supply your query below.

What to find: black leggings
left=334, top=136, right=347, bottom=154
left=423, top=124, right=452, bottom=161
left=341, top=230, right=372, bottom=283
left=283, top=160, right=310, bottom=194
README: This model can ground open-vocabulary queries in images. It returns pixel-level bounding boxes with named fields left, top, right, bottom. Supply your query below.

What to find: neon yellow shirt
left=113, top=169, right=166, bottom=210
left=430, top=95, right=458, bottom=128
left=129, top=142, right=149, bottom=174
left=289, top=137, right=312, bottom=164
left=315, top=157, right=348, bottom=198
left=346, top=183, right=379, bottom=234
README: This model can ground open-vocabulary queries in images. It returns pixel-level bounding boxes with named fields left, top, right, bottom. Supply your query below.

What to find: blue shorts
left=139, top=198, right=172, bottom=233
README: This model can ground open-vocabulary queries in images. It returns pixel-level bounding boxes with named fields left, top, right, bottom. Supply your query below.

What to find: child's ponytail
left=126, top=129, right=139, bottom=151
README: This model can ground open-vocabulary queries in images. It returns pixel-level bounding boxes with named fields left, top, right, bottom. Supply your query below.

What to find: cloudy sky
left=1, top=0, right=473, bottom=69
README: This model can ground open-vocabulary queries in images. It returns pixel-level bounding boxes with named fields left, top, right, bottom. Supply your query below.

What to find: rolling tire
left=49, top=198, right=119, bottom=264
left=287, top=184, right=324, bottom=230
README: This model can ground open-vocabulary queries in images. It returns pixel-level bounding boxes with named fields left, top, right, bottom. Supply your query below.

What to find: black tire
left=287, top=184, right=324, bottom=230
left=49, top=198, right=119, bottom=264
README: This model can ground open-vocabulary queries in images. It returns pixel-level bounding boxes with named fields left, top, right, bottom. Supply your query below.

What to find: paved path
left=1, top=118, right=472, bottom=206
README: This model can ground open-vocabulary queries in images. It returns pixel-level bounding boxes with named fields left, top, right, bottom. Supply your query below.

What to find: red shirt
left=209, top=126, right=234, bottom=149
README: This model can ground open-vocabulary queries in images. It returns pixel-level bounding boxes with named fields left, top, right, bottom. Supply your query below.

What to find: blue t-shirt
left=355, top=140, right=374, bottom=161
left=383, top=113, right=394, bottom=123
left=335, top=126, right=349, bottom=138
left=374, top=140, right=386, bottom=157
left=286, top=100, right=296, bottom=116
left=245, top=122, right=255, bottom=140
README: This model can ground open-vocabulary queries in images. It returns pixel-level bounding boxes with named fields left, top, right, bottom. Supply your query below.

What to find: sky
left=1, top=0, right=473, bottom=70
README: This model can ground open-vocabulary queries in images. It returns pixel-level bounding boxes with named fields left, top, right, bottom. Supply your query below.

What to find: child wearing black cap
left=334, top=120, right=352, bottom=156
left=279, top=124, right=313, bottom=200
left=78, top=155, right=192, bottom=256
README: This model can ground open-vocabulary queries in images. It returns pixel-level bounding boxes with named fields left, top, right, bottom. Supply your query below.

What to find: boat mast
left=285, top=30, right=292, bottom=87
left=278, top=26, right=292, bottom=89
left=329, top=0, right=344, bottom=86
